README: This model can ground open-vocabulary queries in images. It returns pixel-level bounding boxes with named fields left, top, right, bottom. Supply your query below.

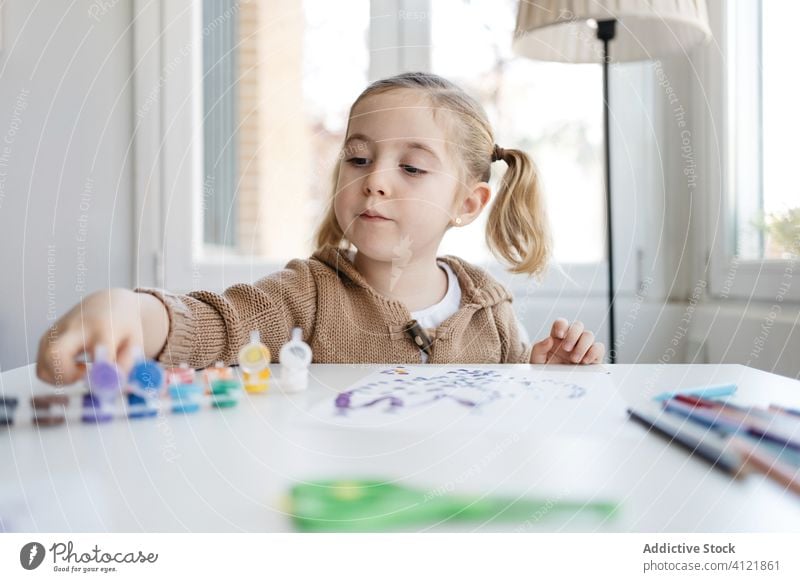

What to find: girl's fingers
left=90, top=317, right=141, bottom=362
left=549, top=318, right=570, bottom=340
left=561, top=321, right=585, bottom=352
left=530, top=336, right=554, bottom=364
left=36, top=326, right=88, bottom=385
left=568, top=331, right=595, bottom=363
left=89, top=328, right=117, bottom=363
left=115, top=337, right=145, bottom=378
left=581, top=342, right=606, bottom=364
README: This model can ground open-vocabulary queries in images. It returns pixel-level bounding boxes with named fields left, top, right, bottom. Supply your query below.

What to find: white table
left=1, top=363, right=799, bottom=532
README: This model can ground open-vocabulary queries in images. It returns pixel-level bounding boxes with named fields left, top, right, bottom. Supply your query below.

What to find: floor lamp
left=512, top=1, right=711, bottom=363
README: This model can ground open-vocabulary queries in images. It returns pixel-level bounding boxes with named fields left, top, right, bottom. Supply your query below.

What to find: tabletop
left=1, top=362, right=799, bottom=532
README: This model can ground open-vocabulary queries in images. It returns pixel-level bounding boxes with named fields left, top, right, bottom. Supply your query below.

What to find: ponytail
left=485, top=147, right=551, bottom=277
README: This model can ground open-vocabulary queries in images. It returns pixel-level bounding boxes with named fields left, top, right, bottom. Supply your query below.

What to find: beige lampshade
left=513, top=0, right=712, bottom=63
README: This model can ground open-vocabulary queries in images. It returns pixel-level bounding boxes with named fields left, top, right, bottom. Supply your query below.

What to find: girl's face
left=334, top=89, right=464, bottom=262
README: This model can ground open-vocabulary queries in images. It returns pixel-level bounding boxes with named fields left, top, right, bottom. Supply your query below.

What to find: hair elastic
left=491, top=144, right=506, bottom=162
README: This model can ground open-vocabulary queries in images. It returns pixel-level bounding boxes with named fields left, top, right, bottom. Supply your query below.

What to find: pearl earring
left=455, top=217, right=462, bottom=226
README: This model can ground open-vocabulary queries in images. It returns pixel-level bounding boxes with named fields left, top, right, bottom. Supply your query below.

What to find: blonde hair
left=313, top=71, right=551, bottom=277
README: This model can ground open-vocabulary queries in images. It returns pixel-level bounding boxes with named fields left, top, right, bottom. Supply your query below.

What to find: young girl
left=36, top=72, right=604, bottom=385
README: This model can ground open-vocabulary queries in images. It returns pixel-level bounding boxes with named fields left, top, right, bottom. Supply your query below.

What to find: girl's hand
left=530, top=318, right=605, bottom=365
left=36, top=289, right=168, bottom=386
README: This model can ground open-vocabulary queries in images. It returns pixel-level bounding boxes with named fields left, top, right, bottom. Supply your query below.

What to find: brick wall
left=236, top=0, right=312, bottom=260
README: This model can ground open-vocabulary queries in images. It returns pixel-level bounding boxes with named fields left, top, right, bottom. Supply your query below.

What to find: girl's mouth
left=359, top=213, right=391, bottom=222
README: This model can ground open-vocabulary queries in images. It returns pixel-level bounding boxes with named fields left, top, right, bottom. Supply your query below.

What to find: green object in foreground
left=289, top=479, right=618, bottom=532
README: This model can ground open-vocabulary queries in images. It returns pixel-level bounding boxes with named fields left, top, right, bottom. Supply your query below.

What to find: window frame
left=133, top=0, right=644, bottom=300
left=701, top=0, right=800, bottom=303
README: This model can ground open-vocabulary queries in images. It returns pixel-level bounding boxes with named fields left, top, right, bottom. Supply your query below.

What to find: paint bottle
left=126, top=347, right=164, bottom=418
left=279, top=328, right=312, bottom=393
left=31, top=394, right=69, bottom=426
left=166, top=364, right=203, bottom=414
left=82, top=346, right=121, bottom=423
left=238, top=330, right=271, bottom=394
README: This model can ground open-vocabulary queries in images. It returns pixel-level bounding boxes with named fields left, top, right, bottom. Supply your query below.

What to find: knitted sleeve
left=134, top=258, right=317, bottom=368
left=492, top=299, right=533, bottom=364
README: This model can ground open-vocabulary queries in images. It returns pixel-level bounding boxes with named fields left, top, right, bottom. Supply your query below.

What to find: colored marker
left=628, top=403, right=743, bottom=474
left=664, top=398, right=748, bottom=435
left=653, top=383, right=737, bottom=402
left=689, top=397, right=800, bottom=426
left=631, top=402, right=800, bottom=495
left=664, top=397, right=800, bottom=452
left=729, top=436, right=800, bottom=495
left=769, top=404, right=800, bottom=418
left=736, top=432, right=800, bottom=468
left=686, top=396, right=800, bottom=441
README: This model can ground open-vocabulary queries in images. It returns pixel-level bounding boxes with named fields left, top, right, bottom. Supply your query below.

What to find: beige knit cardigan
left=135, top=245, right=532, bottom=367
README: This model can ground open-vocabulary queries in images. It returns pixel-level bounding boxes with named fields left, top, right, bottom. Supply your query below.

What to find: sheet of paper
left=305, top=366, right=628, bottom=437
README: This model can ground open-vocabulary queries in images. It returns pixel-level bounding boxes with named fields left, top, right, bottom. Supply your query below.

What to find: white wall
left=0, top=1, right=133, bottom=370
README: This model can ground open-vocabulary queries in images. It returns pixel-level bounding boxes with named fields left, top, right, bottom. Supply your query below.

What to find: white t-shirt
left=411, top=262, right=461, bottom=363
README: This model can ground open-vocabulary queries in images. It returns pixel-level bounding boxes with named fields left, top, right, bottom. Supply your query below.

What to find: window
left=431, top=0, right=604, bottom=264
left=200, top=0, right=603, bottom=267
left=201, top=0, right=370, bottom=262
left=704, top=0, right=799, bottom=302
left=146, top=0, right=635, bottom=293
left=728, top=0, right=800, bottom=261
left=202, top=0, right=238, bottom=249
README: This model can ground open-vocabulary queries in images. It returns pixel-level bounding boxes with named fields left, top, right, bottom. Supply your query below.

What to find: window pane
left=761, top=0, right=800, bottom=259
left=201, top=0, right=370, bottom=261
left=732, top=0, right=800, bottom=260
left=202, top=0, right=239, bottom=249
left=431, top=0, right=604, bottom=264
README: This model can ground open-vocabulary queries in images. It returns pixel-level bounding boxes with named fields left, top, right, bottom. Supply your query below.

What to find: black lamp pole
left=597, top=19, right=617, bottom=364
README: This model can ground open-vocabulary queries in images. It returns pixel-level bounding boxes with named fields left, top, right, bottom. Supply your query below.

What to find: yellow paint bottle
left=238, top=330, right=271, bottom=393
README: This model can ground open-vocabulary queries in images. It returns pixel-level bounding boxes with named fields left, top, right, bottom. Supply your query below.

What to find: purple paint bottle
left=82, top=346, right=121, bottom=423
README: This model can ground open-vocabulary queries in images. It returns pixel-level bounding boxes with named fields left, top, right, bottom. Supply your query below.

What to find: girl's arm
left=134, top=258, right=318, bottom=368
left=38, top=258, right=317, bottom=386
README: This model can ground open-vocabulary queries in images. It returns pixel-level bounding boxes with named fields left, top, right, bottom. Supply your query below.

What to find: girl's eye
left=346, top=157, right=369, bottom=167
left=401, top=164, right=426, bottom=176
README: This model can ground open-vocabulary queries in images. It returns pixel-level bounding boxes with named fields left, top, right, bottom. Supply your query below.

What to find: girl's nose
left=364, top=185, right=385, bottom=196
left=363, top=170, right=389, bottom=197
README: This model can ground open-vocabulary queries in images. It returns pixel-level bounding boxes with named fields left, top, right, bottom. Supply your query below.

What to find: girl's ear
left=455, top=182, right=491, bottom=226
